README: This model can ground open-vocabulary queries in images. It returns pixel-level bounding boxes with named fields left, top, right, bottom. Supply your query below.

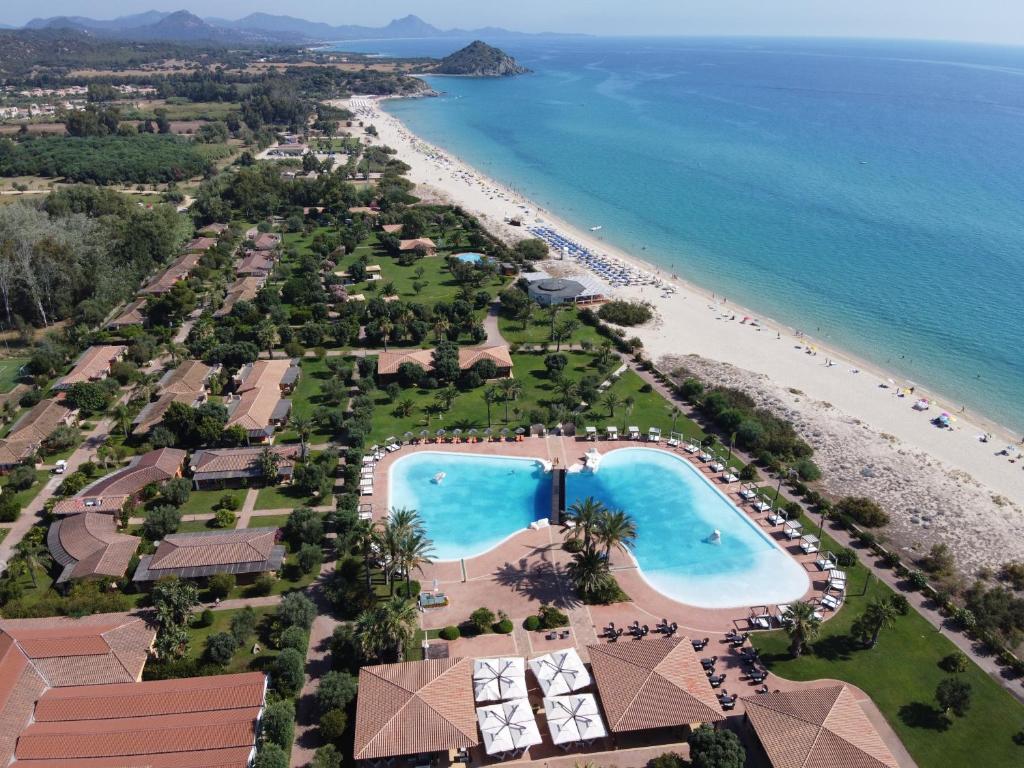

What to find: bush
left=230, top=606, right=258, bottom=644
left=907, top=570, right=929, bottom=591
left=793, top=457, right=822, bottom=482
left=272, top=648, right=306, bottom=696
left=834, top=496, right=890, bottom=528
left=881, top=551, right=901, bottom=568
left=143, top=505, right=181, bottom=540
left=253, top=743, right=289, bottom=768
left=297, top=543, right=323, bottom=575
left=196, top=608, right=214, bottom=628
left=0, top=495, right=21, bottom=522
left=470, top=607, right=496, bottom=635
left=204, top=632, right=237, bottom=665
left=207, top=573, right=236, bottom=600
left=647, top=753, right=686, bottom=768
left=941, top=651, right=970, bottom=673
left=6, top=465, right=37, bottom=492
left=162, top=477, right=191, bottom=507
left=563, top=538, right=583, bottom=554
left=688, top=725, right=746, bottom=768
left=280, top=625, right=309, bottom=654
left=319, top=709, right=348, bottom=743
left=538, top=604, right=569, bottom=629
left=889, top=593, right=911, bottom=615
left=495, top=619, right=514, bottom=634
left=278, top=592, right=316, bottom=630
left=738, top=463, right=759, bottom=482
left=284, top=507, right=324, bottom=549
left=262, top=700, right=295, bottom=749
left=218, top=493, right=241, bottom=511
left=316, top=670, right=358, bottom=713
left=835, top=548, right=858, bottom=567
left=523, top=616, right=541, bottom=632
left=439, top=625, right=461, bottom=641
left=598, top=300, right=653, bottom=326
left=250, top=573, right=275, bottom=596
left=394, top=579, right=421, bottom=599
left=214, top=508, right=237, bottom=528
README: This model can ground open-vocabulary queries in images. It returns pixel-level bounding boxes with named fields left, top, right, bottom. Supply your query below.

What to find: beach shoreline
left=337, top=94, right=1024, bottom=570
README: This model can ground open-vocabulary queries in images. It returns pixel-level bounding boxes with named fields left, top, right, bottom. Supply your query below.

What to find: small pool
left=454, top=252, right=486, bottom=263
left=566, top=449, right=809, bottom=608
left=388, top=452, right=550, bottom=560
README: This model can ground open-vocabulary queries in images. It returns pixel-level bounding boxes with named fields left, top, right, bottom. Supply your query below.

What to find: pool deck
left=365, top=436, right=916, bottom=768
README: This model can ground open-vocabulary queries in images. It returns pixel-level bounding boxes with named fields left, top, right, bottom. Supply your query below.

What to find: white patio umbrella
left=542, top=693, right=607, bottom=745
left=473, top=657, right=528, bottom=702
left=528, top=649, right=591, bottom=696
left=477, top=698, right=542, bottom=755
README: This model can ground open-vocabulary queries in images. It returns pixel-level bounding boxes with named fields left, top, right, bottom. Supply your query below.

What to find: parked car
left=53, top=460, right=67, bottom=474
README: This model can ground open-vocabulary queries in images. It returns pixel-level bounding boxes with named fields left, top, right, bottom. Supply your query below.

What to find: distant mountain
left=8, top=11, right=576, bottom=45
left=433, top=41, right=530, bottom=76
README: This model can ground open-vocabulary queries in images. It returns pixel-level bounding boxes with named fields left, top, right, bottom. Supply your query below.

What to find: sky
left=4, top=0, right=1024, bottom=46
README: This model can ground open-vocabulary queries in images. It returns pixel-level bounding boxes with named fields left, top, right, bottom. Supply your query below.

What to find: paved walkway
left=233, top=488, right=260, bottom=529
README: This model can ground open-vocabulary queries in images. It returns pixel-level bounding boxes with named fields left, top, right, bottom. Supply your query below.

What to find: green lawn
left=583, top=369, right=707, bottom=440
left=177, top=489, right=245, bottom=517
left=246, top=513, right=292, bottom=529
left=0, top=358, right=27, bottom=393
left=277, top=357, right=338, bottom=443
left=752, top=520, right=1024, bottom=767
left=186, top=606, right=279, bottom=674
left=254, top=484, right=327, bottom=511
left=3, top=469, right=52, bottom=510
left=497, top=306, right=605, bottom=348
left=368, top=350, right=615, bottom=444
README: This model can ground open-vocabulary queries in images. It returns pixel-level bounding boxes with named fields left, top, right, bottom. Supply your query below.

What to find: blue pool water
left=388, top=452, right=551, bottom=560
left=455, top=252, right=485, bottom=263
left=566, top=448, right=808, bottom=608
left=387, top=448, right=808, bottom=607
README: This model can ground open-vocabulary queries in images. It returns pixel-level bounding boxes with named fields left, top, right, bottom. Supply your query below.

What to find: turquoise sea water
left=333, top=36, right=1024, bottom=432
left=386, top=449, right=809, bottom=607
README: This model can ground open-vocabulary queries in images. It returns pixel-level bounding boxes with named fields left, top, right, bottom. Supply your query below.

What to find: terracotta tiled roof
left=13, top=672, right=265, bottom=768
left=0, top=638, right=47, bottom=768
left=376, top=348, right=435, bottom=376
left=742, top=685, right=899, bottom=768
left=132, top=391, right=202, bottom=436
left=458, top=345, right=513, bottom=371
left=235, top=251, right=275, bottom=277
left=215, top=276, right=265, bottom=317
left=74, top=448, right=185, bottom=499
left=588, top=638, right=724, bottom=732
left=250, top=233, right=280, bottom=251
left=55, top=346, right=124, bottom=389
left=46, top=513, right=140, bottom=583
left=381, top=223, right=402, bottom=234
left=107, top=299, right=146, bottom=329
left=186, top=237, right=218, bottom=252
left=198, top=223, right=228, bottom=236
left=226, top=359, right=298, bottom=434
left=354, top=658, right=479, bottom=760
left=150, top=528, right=277, bottom=569
left=158, top=361, right=213, bottom=396
left=0, top=439, right=39, bottom=467
left=8, top=399, right=76, bottom=443
left=190, top=445, right=299, bottom=483
left=399, top=237, right=436, bottom=252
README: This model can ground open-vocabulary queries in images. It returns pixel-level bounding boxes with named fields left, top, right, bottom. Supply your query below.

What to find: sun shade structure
left=354, top=658, right=479, bottom=761
left=133, top=527, right=284, bottom=582
left=11, top=671, right=266, bottom=768
left=529, top=649, right=591, bottom=696
left=588, top=638, right=724, bottom=732
left=742, top=685, right=899, bottom=768
left=473, top=657, right=528, bottom=702
left=542, top=694, right=607, bottom=745
left=477, top=698, right=542, bottom=755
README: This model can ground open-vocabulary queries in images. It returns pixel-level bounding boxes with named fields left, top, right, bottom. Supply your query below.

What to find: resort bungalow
left=133, top=527, right=285, bottom=583
left=139, top=252, right=204, bottom=296
left=376, top=345, right=513, bottom=382
left=198, top=222, right=229, bottom=236
left=235, top=250, right=277, bottom=279
left=354, top=657, right=479, bottom=763
left=54, top=345, right=126, bottom=390
left=741, top=685, right=901, bottom=768
left=215, top=276, right=266, bottom=317
left=588, top=638, right=725, bottom=735
left=225, top=359, right=301, bottom=442
left=185, top=236, right=218, bottom=252
left=0, top=614, right=266, bottom=768
left=189, top=444, right=301, bottom=489
left=107, top=298, right=147, bottom=331
left=47, top=512, right=140, bottom=585
left=249, top=232, right=281, bottom=251
left=0, top=397, right=79, bottom=472
left=526, top=275, right=604, bottom=307
left=399, top=237, right=437, bottom=256
left=51, top=447, right=187, bottom=516
left=133, top=361, right=216, bottom=436
left=381, top=223, right=403, bottom=235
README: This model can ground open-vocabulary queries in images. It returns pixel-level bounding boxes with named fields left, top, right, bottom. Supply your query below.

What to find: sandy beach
left=341, top=95, right=1024, bottom=573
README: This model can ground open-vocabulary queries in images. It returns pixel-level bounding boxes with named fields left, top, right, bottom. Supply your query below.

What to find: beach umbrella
left=542, top=694, right=606, bottom=745
left=453, top=428, right=463, bottom=436
left=515, top=427, right=525, bottom=435
left=529, top=649, right=590, bottom=696
left=483, top=427, right=493, bottom=436
left=500, top=427, right=510, bottom=436
left=473, top=658, right=528, bottom=702
left=436, top=428, right=446, bottom=437
left=403, top=431, right=414, bottom=440
left=477, top=698, right=541, bottom=755
left=419, top=429, right=430, bottom=438
left=467, top=428, right=478, bottom=436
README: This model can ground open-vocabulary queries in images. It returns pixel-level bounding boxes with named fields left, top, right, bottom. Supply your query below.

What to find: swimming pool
left=388, top=452, right=551, bottom=560
left=454, top=252, right=486, bottom=263
left=387, top=448, right=809, bottom=608
left=566, top=448, right=809, bottom=608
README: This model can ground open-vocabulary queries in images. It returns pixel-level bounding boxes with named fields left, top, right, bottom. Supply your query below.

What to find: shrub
left=881, top=551, right=901, bottom=568
left=783, top=501, right=802, bottom=520
left=394, top=580, right=421, bottom=599
left=143, top=505, right=181, bottom=540
left=316, top=670, right=358, bottom=713
left=262, top=700, right=295, bottom=749
left=253, top=743, right=289, bottom=768
left=538, top=604, right=569, bottom=629
left=319, top=709, right=348, bottom=743
left=794, top=457, right=822, bottom=482
left=941, top=651, right=970, bottom=673
left=688, top=725, right=746, bottom=768
left=272, top=648, right=305, bottom=696
left=738, top=463, right=759, bottom=482
left=834, top=496, right=889, bottom=528
left=162, top=477, right=191, bottom=507
left=598, top=300, right=653, bottom=326
left=218, top=493, right=241, bottom=511
left=196, top=608, right=214, bottom=627
left=439, top=625, right=461, bottom=641
left=0, top=495, right=20, bottom=522
left=908, top=570, right=929, bottom=591
left=921, top=543, right=956, bottom=578
left=6, top=465, right=37, bottom=492
left=250, top=573, right=275, bottom=596
left=280, top=625, right=309, bottom=654
left=470, top=607, right=496, bottom=635
left=278, top=592, right=316, bottom=630
left=647, top=753, right=686, bottom=768
left=856, top=530, right=877, bottom=548
left=952, top=607, right=977, bottom=631
left=523, top=615, right=541, bottom=632
left=297, top=543, right=323, bottom=575
left=204, top=632, right=237, bottom=665
left=889, top=593, right=910, bottom=615
left=214, top=508, right=237, bottom=528
left=563, top=538, right=583, bottom=554
left=207, top=573, right=236, bottom=600
left=835, top=548, right=858, bottom=567
left=230, top=606, right=258, bottom=644
left=495, top=619, right=514, bottom=634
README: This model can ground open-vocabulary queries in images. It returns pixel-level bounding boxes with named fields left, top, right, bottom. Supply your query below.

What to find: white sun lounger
left=754, top=501, right=772, bottom=513
left=710, top=462, right=725, bottom=472
left=816, top=551, right=838, bottom=571
left=685, top=443, right=700, bottom=453
left=740, top=488, right=757, bottom=500
left=723, top=473, right=739, bottom=484
left=767, top=509, right=787, bottom=526
left=821, top=594, right=842, bottom=610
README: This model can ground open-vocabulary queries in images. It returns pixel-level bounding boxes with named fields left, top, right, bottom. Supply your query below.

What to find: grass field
left=497, top=307, right=605, bottom=348
left=0, top=358, right=26, bottom=392
left=185, top=606, right=278, bottom=674
left=246, top=514, right=291, bottom=529
left=176, top=489, right=246, bottom=517
left=752, top=518, right=1024, bottom=767
left=254, top=484, right=327, bottom=511
left=277, top=357, right=339, bottom=443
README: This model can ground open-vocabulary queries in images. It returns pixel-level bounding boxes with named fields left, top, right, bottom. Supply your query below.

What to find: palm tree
left=497, top=378, right=522, bottom=422
left=553, top=318, right=579, bottom=351
left=564, top=497, right=608, bottom=554
left=379, top=317, right=394, bottom=351
left=395, top=398, right=415, bottom=418
left=435, top=385, right=458, bottom=412
left=668, top=406, right=681, bottom=433
left=622, top=396, right=636, bottom=430
left=398, top=530, right=435, bottom=593
left=483, top=386, right=500, bottom=427
left=546, top=304, right=563, bottom=341
left=355, top=597, right=419, bottom=662
left=514, top=303, right=532, bottom=331
left=349, top=518, right=379, bottom=592
left=432, top=316, right=451, bottom=343
left=566, top=549, right=612, bottom=599
left=164, top=342, right=188, bottom=367
left=292, top=414, right=313, bottom=459
left=858, top=598, right=900, bottom=648
left=555, top=378, right=579, bottom=408
left=15, top=536, right=49, bottom=588
left=111, top=404, right=132, bottom=438
left=602, top=391, right=622, bottom=418
left=596, top=509, right=637, bottom=558
left=785, top=601, right=822, bottom=658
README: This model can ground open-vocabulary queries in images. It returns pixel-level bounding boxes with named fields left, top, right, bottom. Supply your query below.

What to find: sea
left=327, top=36, right=1024, bottom=433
